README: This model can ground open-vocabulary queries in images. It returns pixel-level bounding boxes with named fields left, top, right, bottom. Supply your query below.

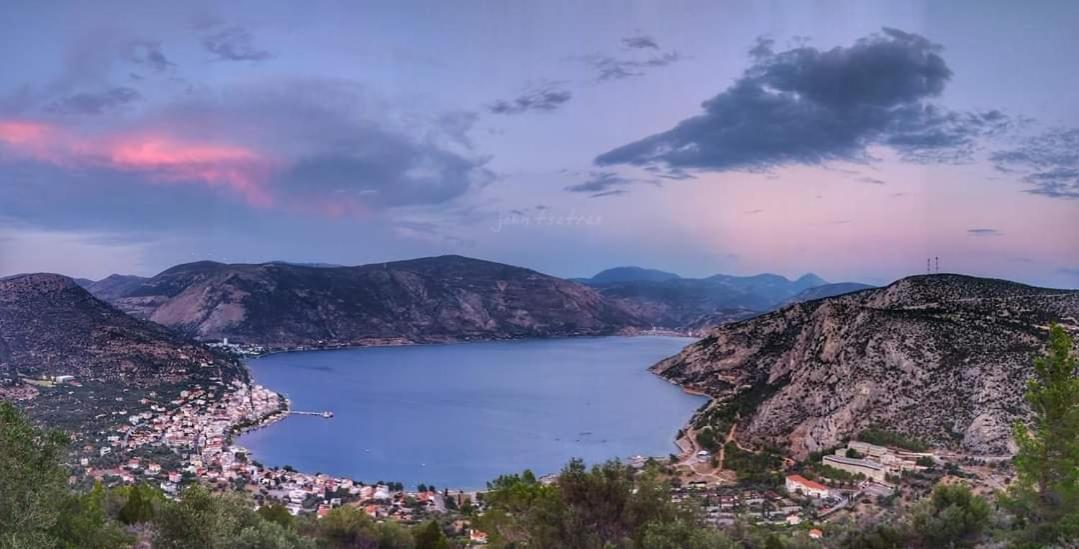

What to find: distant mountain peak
left=588, top=266, right=681, bottom=284
left=795, top=272, right=826, bottom=284
left=156, top=260, right=227, bottom=276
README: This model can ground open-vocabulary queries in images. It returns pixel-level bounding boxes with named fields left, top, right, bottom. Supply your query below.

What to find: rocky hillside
left=784, top=282, right=875, bottom=304
left=652, top=274, right=1079, bottom=459
left=0, top=273, right=241, bottom=385
left=91, top=255, right=644, bottom=346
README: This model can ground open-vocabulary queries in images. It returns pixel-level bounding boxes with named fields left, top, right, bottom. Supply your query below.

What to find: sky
left=0, top=0, right=1077, bottom=287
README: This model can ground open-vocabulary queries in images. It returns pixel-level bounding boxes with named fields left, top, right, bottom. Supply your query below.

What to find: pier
left=290, top=410, right=334, bottom=418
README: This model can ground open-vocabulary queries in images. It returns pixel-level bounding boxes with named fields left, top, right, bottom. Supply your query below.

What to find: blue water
left=237, top=336, right=702, bottom=490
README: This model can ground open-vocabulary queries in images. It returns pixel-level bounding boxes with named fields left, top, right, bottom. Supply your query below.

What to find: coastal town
left=62, top=374, right=483, bottom=524
left=33, top=349, right=1011, bottom=547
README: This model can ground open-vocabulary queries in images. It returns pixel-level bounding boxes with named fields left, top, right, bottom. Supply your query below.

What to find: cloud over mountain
left=595, top=28, right=1010, bottom=172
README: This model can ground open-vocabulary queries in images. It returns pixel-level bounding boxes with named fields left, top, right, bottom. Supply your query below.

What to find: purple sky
left=0, top=1, right=1077, bottom=287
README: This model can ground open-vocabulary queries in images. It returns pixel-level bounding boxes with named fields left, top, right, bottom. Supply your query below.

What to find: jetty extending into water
left=290, top=410, right=335, bottom=418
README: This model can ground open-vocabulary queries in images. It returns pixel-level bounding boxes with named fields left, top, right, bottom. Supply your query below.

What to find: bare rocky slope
left=93, top=255, right=644, bottom=346
left=652, top=274, right=1079, bottom=459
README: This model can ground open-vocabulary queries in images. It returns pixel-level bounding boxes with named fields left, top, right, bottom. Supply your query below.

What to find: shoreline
left=223, top=330, right=697, bottom=360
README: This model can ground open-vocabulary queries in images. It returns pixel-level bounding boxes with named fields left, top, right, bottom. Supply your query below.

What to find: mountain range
left=6, top=258, right=1079, bottom=462
left=79, top=256, right=642, bottom=346
left=77, top=258, right=873, bottom=345
left=576, top=267, right=872, bottom=330
left=651, top=274, right=1079, bottom=458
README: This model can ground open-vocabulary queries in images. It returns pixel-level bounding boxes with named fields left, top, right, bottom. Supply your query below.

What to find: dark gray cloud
left=858, top=176, right=886, bottom=185
left=0, top=79, right=494, bottom=234
left=203, top=26, right=272, bottom=62
left=126, top=40, right=175, bottom=72
left=622, top=34, right=659, bottom=50
left=564, top=171, right=634, bottom=193
left=588, top=51, right=681, bottom=81
left=589, top=189, right=628, bottom=198
left=968, top=228, right=1002, bottom=237
left=992, top=128, right=1079, bottom=199
left=643, top=165, right=696, bottom=180
left=488, top=86, right=572, bottom=115
left=596, top=28, right=1011, bottom=172
left=747, top=37, right=775, bottom=60
left=45, top=87, right=140, bottom=115
left=276, top=143, right=488, bottom=208
left=435, top=111, right=480, bottom=149
left=164, top=81, right=494, bottom=209
left=1059, top=267, right=1079, bottom=278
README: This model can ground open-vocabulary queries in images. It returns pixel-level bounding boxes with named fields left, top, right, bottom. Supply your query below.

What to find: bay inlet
left=237, top=336, right=704, bottom=490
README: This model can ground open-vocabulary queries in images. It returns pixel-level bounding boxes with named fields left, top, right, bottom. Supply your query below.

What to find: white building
left=785, top=475, right=831, bottom=498
left=822, top=454, right=888, bottom=482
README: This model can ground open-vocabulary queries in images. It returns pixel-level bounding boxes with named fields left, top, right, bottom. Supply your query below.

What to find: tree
left=118, top=484, right=158, bottom=525
left=50, top=483, right=132, bottom=549
left=0, top=402, right=82, bottom=549
left=413, top=520, right=448, bottom=549
left=640, top=518, right=737, bottom=549
left=154, top=486, right=315, bottom=549
left=257, top=504, right=295, bottom=529
left=376, top=521, right=414, bottom=549
left=233, top=520, right=316, bottom=549
left=908, top=484, right=990, bottom=547
left=479, top=459, right=712, bottom=548
left=1004, top=324, right=1079, bottom=545
left=0, top=402, right=134, bottom=549
left=316, top=506, right=379, bottom=548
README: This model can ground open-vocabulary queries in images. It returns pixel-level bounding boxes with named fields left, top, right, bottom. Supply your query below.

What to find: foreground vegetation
left=1, top=326, right=1076, bottom=548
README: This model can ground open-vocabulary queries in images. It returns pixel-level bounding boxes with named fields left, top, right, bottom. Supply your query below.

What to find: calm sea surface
left=237, top=336, right=703, bottom=489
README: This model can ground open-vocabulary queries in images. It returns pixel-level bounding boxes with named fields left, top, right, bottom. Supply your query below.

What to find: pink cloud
left=0, top=119, right=276, bottom=206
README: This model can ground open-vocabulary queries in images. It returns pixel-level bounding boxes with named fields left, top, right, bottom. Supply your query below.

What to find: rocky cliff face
left=0, top=273, right=242, bottom=385
left=94, top=255, right=644, bottom=346
left=652, top=274, right=1079, bottom=459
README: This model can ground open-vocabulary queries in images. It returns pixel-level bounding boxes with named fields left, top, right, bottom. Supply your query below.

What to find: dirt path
left=716, top=422, right=737, bottom=469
